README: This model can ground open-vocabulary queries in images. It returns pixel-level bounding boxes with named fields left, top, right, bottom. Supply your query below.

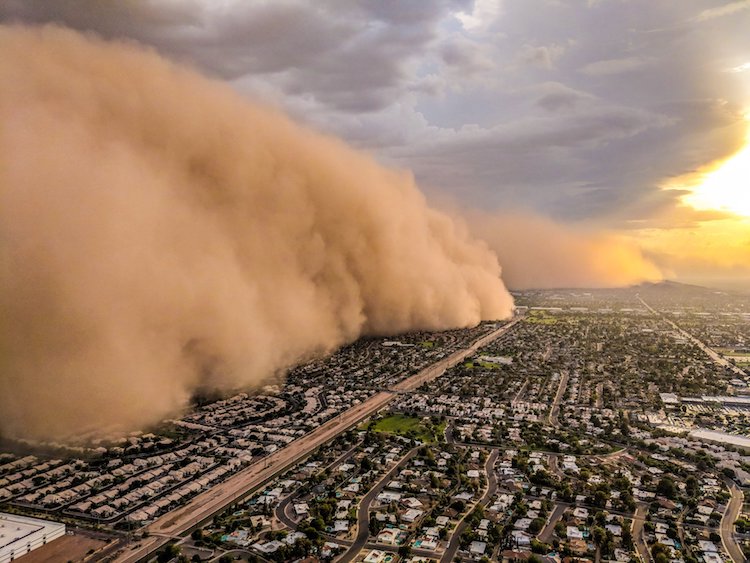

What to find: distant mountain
left=637, top=279, right=750, bottom=294
left=511, top=279, right=747, bottom=296
left=634, top=280, right=712, bottom=292
left=632, top=280, right=750, bottom=307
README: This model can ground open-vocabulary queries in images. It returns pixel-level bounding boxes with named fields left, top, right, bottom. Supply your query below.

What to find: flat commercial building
left=689, top=429, right=750, bottom=452
left=0, top=512, right=65, bottom=563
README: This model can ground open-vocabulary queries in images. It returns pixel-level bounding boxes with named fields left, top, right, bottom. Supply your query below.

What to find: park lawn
left=525, top=312, right=558, bottom=325
left=463, top=360, right=501, bottom=369
left=368, top=414, right=443, bottom=443
left=718, top=350, right=750, bottom=367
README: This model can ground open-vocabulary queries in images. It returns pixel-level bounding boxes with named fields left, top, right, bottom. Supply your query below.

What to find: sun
left=676, top=112, right=750, bottom=217
left=681, top=142, right=750, bottom=217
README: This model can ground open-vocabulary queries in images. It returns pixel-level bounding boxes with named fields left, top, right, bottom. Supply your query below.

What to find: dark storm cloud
left=0, top=0, right=457, bottom=114
left=3, top=0, right=747, bottom=219
left=394, top=102, right=674, bottom=218
left=2, top=0, right=749, bottom=280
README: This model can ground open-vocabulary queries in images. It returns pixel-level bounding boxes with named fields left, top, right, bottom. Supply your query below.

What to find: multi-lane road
left=638, top=296, right=746, bottom=377
left=114, top=316, right=523, bottom=562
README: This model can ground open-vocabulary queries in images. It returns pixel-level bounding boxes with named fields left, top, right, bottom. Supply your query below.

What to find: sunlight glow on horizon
left=676, top=112, right=750, bottom=217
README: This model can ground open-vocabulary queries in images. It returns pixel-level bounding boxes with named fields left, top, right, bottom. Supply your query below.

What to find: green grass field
left=525, top=312, right=558, bottom=324
left=717, top=349, right=750, bottom=367
left=463, top=360, right=501, bottom=370
left=366, top=414, right=444, bottom=443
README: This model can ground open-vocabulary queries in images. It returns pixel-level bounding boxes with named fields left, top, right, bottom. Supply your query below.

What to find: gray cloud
left=534, top=82, right=596, bottom=112
left=0, top=0, right=455, bottom=114
left=2, top=0, right=749, bottom=272
left=579, top=56, right=655, bottom=76
left=517, top=43, right=567, bottom=70
left=693, top=0, right=750, bottom=22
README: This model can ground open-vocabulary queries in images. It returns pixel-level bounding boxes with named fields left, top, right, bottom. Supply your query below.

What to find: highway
left=638, top=296, right=746, bottom=377
left=114, top=316, right=522, bottom=562
left=115, top=393, right=395, bottom=562
left=720, top=480, right=745, bottom=563
left=393, top=316, right=524, bottom=393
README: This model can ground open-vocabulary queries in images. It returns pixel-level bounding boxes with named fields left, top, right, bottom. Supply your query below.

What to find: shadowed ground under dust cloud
left=0, top=26, right=513, bottom=441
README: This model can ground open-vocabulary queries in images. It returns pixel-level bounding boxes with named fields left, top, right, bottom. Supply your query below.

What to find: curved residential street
left=275, top=441, right=363, bottom=530
left=338, top=448, right=419, bottom=563
left=721, top=480, right=745, bottom=563
left=538, top=503, right=569, bottom=544
left=547, top=454, right=563, bottom=479
left=440, top=449, right=499, bottom=563
left=632, top=503, right=652, bottom=563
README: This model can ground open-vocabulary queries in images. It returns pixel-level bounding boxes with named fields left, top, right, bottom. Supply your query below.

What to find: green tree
left=685, top=475, right=699, bottom=497
left=157, top=544, right=181, bottom=563
left=529, top=518, right=546, bottom=535
left=652, top=542, right=670, bottom=563
left=592, top=489, right=609, bottom=507
left=622, top=527, right=633, bottom=549
left=656, top=477, right=676, bottom=500
left=530, top=539, right=549, bottom=554
left=592, top=527, right=606, bottom=545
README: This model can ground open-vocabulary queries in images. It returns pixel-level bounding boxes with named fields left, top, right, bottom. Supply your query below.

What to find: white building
left=0, top=512, right=66, bottom=563
left=469, top=540, right=487, bottom=556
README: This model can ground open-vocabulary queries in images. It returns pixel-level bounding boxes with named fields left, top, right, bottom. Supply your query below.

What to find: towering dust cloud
left=0, top=26, right=513, bottom=441
left=463, top=211, right=662, bottom=289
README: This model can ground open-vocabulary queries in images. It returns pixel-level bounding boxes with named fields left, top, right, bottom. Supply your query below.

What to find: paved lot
left=17, top=534, right=107, bottom=563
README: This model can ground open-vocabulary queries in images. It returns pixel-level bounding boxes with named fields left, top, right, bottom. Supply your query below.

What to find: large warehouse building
left=0, top=512, right=65, bottom=563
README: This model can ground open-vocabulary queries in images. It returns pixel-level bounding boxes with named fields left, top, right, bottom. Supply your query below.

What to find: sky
left=2, top=0, right=749, bottom=290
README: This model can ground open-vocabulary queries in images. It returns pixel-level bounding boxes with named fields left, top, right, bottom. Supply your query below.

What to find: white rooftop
left=1, top=512, right=65, bottom=563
